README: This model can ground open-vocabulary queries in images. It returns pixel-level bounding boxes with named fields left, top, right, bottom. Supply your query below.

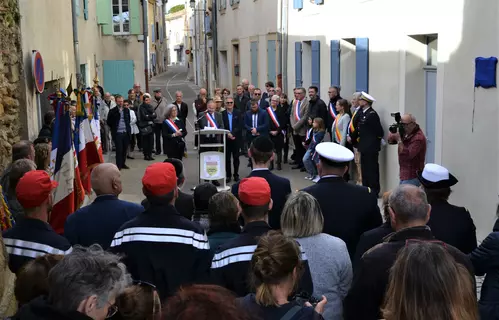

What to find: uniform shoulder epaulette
left=367, top=187, right=371, bottom=193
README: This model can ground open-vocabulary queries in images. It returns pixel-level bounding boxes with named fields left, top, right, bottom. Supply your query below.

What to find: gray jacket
left=151, top=97, right=169, bottom=123
left=296, top=233, right=352, bottom=320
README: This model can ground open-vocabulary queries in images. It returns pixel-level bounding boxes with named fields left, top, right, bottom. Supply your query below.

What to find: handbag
left=139, top=124, right=153, bottom=135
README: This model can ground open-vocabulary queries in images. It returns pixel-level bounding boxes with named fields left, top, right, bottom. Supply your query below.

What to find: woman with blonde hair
left=281, top=192, right=351, bottom=320
left=383, top=241, right=478, bottom=320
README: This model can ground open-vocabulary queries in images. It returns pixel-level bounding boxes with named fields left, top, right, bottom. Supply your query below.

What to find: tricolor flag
left=90, top=93, right=104, bottom=162
left=49, top=101, right=84, bottom=234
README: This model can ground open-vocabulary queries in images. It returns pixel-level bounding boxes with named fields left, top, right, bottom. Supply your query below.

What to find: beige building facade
left=286, top=0, right=499, bottom=240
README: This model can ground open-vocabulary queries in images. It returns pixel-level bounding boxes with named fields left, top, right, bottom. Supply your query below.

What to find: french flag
left=48, top=101, right=84, bottom=234
left=88, top=91, right=104, bottom=163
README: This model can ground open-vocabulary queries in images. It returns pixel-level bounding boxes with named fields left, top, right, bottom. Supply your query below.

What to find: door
left=425, top=69, right=437, bottom=163
left=103, top=60, right=134, bottom=97
left=250, top=41, right=258, bottom=86
left=267, top=40, right=276, bottom=84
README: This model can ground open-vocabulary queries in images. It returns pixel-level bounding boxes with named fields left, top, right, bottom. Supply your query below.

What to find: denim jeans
left=303, top=149, right=317, bottom=177
left=400, top=178, right=420, bottom=186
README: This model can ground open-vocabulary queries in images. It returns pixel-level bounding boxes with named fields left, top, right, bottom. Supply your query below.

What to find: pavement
left=105, top=65, right=320, bottom=204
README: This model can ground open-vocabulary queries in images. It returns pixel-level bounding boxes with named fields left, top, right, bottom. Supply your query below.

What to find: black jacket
left=12, top=296, right=92, bottom=320
left=344, top=226, right=475, bottom=320
left=107, top=106, right=131, bottom=135
left=353, top=221, right=393, bottom=268
left=3, top=218, right=72, bottom=274
left=267, top=106, right=288, bottom=143
left=110, top=203, right=211, bottom=300
left=232, top=169, right=291, bottom=230
left=326, top=96, right=342, bottom=128
left=222, top=109, right=244, bottom=139
left=354, top=107, right=384, bottom=153
left=234, top=94, right=250, bottom=113
left=175, top=101, right=189, bottom=124
left=138, top=103, right=157, bottom=128
left=470, top=220, right=499, bottom=320
left=140, top=189, right=194, bottom=221
left=427, top=199, right=477, bottom=254
left=210, top=221, right=314, bottom=297
left=38, top=124, right=52, bottom=139
left=246, top=99, right=269, bottom=111
left=302, top=176, right=382, bottom=259
left=308, top=98, right=327, bottom=123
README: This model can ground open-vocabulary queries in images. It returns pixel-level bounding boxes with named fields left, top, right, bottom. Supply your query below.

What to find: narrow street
left=110, top=65, right=319, bottom=204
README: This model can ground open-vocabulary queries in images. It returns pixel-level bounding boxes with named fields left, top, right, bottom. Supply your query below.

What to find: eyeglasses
left=254, top=93, right=261, bottom=96
left=401, top=122, right=414, bottom=126
left=105, top=302, right=118, bottom=319
left=226, top=101, right=234, bottom=104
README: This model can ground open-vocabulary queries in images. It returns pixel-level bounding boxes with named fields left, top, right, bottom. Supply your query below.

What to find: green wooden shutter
left=129, top=0, right=141, bottom=35
left=97, top=0, right=113, bottom=35
left=83, top=0, right=89, bottom=20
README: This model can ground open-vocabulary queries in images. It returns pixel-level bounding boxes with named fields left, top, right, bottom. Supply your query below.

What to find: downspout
left=71, top=0, right=82, bottom=87
left=143, top=0, right=150, bottom=92
left=204, top=0, right=209, bottom=93
left=212, top=0, right=218, bottom=87
left=277, top=0, right=282, bottom=89
left=281, top=0, right=288, bottom=94
left=163, top=0, right=168, bottom=70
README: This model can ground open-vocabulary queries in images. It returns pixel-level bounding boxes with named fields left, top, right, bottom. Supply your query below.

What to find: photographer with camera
left=387, top=113, right=426, bottom=186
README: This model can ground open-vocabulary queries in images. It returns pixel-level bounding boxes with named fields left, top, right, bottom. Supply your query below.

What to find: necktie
left=229, top=113, right=232, bottom=132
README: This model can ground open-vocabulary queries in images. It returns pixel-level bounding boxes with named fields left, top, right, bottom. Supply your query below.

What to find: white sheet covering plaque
left=200, top=151, right=225, bottom=180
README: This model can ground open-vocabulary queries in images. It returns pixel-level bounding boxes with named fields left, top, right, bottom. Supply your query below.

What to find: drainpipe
left=163, top=0, right=168, bottom=70
left=212, top=0, right=218, bottom=87
left=281, top=0, right=288, bottom=94
left=71, top=0, right=82, bottom=88
left=143, top=0, right=150, bottom=92
left=204, top=0, right=209, bottom=93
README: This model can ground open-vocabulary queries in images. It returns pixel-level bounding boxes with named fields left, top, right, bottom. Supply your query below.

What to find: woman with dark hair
left=207, top=192, right=241, bottom=253
left=239, top=231, right=326, bottom=319
left=164, top=284, right=250, bottom=320
left=162, top=104, right=187, bottom=160
left=417, top=163, right=477, bottom=254
left=113, top=282, right=161, bottom=320
left=383, top=241, right=478, bottom=320
left=138, top=94, right=157, bottom=161
left=280, top=94, right=291, bottom=164
left=38, top=111, right=55, bottom=139
left=34, top=143, right=51, bottom=171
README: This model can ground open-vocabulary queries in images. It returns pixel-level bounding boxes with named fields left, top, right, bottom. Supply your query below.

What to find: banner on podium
left=200, top=151, right=225, bottom=180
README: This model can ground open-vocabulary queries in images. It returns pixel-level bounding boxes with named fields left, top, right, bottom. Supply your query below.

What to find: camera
left=292, top=292, right=322, bottom=308
left=388, top=112, right=405, bottom=137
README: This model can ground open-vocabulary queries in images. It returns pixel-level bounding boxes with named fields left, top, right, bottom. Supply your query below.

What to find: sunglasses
left=226, top=101, right=234, bottom=104
left=254, top=93, right=261, bottom=96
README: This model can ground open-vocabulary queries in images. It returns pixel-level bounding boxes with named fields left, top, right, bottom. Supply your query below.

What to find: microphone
left=195, top=112, right=206, bottom=123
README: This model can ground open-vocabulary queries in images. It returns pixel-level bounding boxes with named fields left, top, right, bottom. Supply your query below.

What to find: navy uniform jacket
left=64, top=195, right=143, bottom=249
left=232, top=169, right=291, bottom=230
left=222, top=109, right=244, bottom=140
left=244, top=109, right=269, bottom=140
left=302, top=176, right=382, bottom=259
left=3, top=218, right=72, bottom=274
left=353, top=107, right=384, bottom=153
left=110, top=203, right=211, bottom=300
left=210, top=221, right=314, bottom=297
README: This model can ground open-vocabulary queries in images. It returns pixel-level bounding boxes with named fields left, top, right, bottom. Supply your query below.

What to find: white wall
left=166, top=13, right=186, bottom=65
left=286, top=0, right=499, bottom=240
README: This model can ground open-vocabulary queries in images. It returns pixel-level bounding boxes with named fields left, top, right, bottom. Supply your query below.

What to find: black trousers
left=142, top=132, right=154, bottom=157
left=153, top=123, right=162, bottom=153
left=360, top=151, right=380, bottom=196
left=114, top=132, right=130, bottom=169
left=164, top=138, right=184, bottom=161
left=292, top=134, right=306, bottom=165
left=226, top=139, right=240, bottom=178
left=271, top=135, right=284, bottom=165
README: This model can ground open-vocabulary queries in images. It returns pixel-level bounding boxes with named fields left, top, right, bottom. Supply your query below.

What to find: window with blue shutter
left=356, top=38, right=369, bottom=92
left=311, top=40, right=320, bottom=90
left=330, top=40, right=340, bottom=86
left=267, top=40, right=276, bottom=84
left=293, top=0, right=303, bottom=10
left=251, top=41, right=259, bottom=86
left=83, top=0, right=89, bottom=20
left=295, top=42, right=302, bottom=88
left=151, top=24, right=155, bottom=43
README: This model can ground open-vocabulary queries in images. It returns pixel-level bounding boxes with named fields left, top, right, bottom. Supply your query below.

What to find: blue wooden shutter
left=330, top=40, right=340, bottom=86
left=267, top=40, right=276, bottom=84
left=314, top=0, right=324, bottom=4
left=103, top=60, right=135, bottom=97
left=129, top=0, right=141, bottom=35
left=295, top=42, right=302, bottom=88
left=311, top=40, right=320, bottom=89
left=251, top=41, right=259, bottom=86
left=151, top=24, right=155, bottom=42
left=293, top=0, right=303, bottom=10
left=74, top=0, right=80, bottom=17
left=356, top=38, right=369, bottom=92
left=83, top=0, right=89, bottom=20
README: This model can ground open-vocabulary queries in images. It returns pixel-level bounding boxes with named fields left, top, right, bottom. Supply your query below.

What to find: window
left=112, top=0, right=130, bottom=34
left=219, top=0, right=226, bottom=10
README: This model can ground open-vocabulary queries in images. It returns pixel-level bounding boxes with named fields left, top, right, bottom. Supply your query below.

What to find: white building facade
left=166, top=9, right=187, bottom=65
left=286, top=0, right=499, bottom=240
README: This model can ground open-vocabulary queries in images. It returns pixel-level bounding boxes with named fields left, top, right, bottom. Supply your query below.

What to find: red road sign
left=185, top=49, right=191, bottom=55
left=32, top=51, right=45, bottom=93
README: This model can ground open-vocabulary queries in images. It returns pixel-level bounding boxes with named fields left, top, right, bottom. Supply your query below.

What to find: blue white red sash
left=312, top=132, right=317, bottom=144
left=165, top=119, right=180, bottom=133
left=294, top=100, right=301, bottom=121
left=329, top=102, right=337, bottom=120
left=206, top=113, right=218, bottom=129
left=267, top=107, right=280, bottom=128
left=306, top=128, right=313, bottom=141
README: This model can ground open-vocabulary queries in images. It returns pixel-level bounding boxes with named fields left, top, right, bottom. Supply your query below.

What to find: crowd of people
left=0, top=77, right=495, bottom=320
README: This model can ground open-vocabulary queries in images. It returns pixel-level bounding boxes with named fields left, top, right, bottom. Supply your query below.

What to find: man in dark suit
left=199, top=100, right=225, bottom=187
left=222, top=97, right=243, bottom=183
left=326, top=86, right=342, bottom=141
left=246, top=88, right=269, bottom=111
left=308, top=86, right=327, bottom=123
left=354, top=92, right=384, bottom=197
left=262, top=81, right=275, bottom=102
left=107, top=95, right=132, bottom=170
left=174, top=90, right=189, bottom=128
left=245, top=100, right=269, bottom=169
left=194, top=88, right=208, bottom=149
left=232, top=136, right=291, bottom=230
left=302, top=142, right=382, bottom=259
left=234, top=84, right=251, bottom=155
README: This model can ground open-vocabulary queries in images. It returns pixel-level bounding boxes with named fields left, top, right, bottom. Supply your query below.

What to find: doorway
left=425, top=68, right=437, bottom=163
left=219, top=50, right=228, bottom=88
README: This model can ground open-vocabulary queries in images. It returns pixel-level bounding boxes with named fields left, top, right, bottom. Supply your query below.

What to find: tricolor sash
left=206, top=113, right=218, bottom=129
left=348, top=109, right=358, bottom=134
left=267, top=107, right=280, bottom=128
left=165, top=119, right=181, bottom=133
left=334, top=114, right=343, bottom=142
left=329, top=102, right=337, bottom=120
left=306, top=128, right=313, bottom=141
left=312, top=132, right=317, bottom=144
left=294, top=100, right=301, bottom=121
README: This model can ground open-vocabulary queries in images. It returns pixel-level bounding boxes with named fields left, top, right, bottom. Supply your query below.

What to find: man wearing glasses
left=387, top=114, right=427, bottom=186
left=246, top=88, right=269, bottom=111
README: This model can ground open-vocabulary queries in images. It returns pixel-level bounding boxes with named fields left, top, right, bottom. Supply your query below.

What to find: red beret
left=238, top=177, right=271, bottom=206
left=16, top=170, right=58, bottom=209
left=142, top=162, right=177, bottom=196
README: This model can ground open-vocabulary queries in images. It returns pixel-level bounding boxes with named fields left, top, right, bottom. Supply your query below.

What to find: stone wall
left=0, top=0, right=22, bottom=172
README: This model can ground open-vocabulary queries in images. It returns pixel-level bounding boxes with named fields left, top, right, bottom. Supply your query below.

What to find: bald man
left=64, top=163, right=143, bottom=248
